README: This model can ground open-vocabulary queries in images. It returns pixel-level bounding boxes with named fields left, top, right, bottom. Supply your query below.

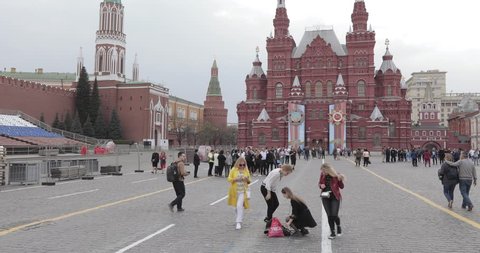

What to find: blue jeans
left=459, top=179, right=473, bottom=208
left=443, top=183, right=457, bottom=202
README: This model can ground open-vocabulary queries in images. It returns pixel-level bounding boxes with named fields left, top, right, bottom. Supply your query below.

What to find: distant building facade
left=406, top=70, right=480, bottom=127
left=168, top=96, right=204, bottom=147
left=237, top=0, right=412, bottom=151
left=0, top=68, right=75, bottom=89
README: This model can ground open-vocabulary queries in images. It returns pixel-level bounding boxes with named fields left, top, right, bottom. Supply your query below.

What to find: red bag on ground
left=268, top=217, right=285, bottom=238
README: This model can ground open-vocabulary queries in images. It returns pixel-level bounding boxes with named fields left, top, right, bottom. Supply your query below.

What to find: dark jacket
left=290, top=199, right=317, bottom=228
left=319, top=173, right=344, bottom=201
left=438, top=163, right=459, bottom=185
left=193, top=153, right=200, bottom=166
left=151, top=152, right=160, bottom=163
left=217, top=154, right=226, bottom=168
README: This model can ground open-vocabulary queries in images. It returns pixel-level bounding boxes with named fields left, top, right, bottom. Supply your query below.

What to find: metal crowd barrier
left=8, top=162, right=41, bottom=185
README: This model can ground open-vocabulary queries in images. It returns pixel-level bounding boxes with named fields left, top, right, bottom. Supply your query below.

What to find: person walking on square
left=362, top=149, right=370, bottom=167
left=423, top=149, right=431, bottom=167
left=290, top=150, right=297, bottom=169
left=227, top=157, right=251, bottom=230
left=207, top=150, right=214, bottom=176
left=193, top=149, right=200, bottom=178
left=151, top=151, right=160, bottom=174
left=168, top=152, right=190, bottom=212
left=355, top=148, right=362, bottom=167
left=261, top=164, right=293, bottom=226
left=319, top=163, right=345, bottom=239
left=281, top=187, right=317, bottom=235
left=159, top=151, right=167, bottom=173
left=445, top=153, right=477, bottom=211
left=438, top=153, right=459, bottom=208
left=225, top=150, right=232, bottom=178
left=217, top=150, right=226, bottom=177
left=411, top=149, right=418, bottom=167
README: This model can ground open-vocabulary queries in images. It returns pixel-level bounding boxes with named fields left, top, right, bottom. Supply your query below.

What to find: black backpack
left=446, top=166, right=459, bottom=180
left=166, top=162, right=179, bottom=182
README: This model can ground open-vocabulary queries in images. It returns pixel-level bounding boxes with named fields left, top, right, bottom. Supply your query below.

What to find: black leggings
left=322, top=196, right=341, bottom=232
left=261, top=185, right=279, bottom=220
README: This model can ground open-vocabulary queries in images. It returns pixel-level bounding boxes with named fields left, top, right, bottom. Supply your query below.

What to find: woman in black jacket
left=281, top=187, right=317, bottom=235
left=217, top=150, right=226, bottom=177
left=438, top=153, right=459, bottom=208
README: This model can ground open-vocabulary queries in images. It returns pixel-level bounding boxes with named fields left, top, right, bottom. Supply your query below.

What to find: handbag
left=320, top=191, right=331, bottom=198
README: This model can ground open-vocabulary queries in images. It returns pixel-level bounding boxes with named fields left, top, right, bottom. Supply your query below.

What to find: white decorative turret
left=370, top=105, right=385, bottom=121
left=76, top=47, right=84, bottom=81
left=277, top=0, right=285, bottom=8
left=257, top=108, right=271, bottom=122
left=94, top=0, right=126, bottom=81
left=249, top=47, right=265, bottom=78
left=132, top=54, right=139, bottom=82
left=333, top=73, right=348, bottom=99
left=379, top=39, right=399, bottom=73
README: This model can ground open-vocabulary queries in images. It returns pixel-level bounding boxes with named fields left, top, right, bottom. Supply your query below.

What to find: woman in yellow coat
left=227, top=157, right=251, bottom=230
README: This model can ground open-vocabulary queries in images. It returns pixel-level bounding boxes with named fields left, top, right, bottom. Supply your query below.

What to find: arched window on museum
left=253, top=87, right=258, bottom=100
left=327, top=81, right=333, bottom=96
left=425, top=113, right=429, bottom=119
left=437, top=131, right=441, bottom=136
left=357, top=81, right=366, bottom=97
left=430, top=131, right=434, bottom=136
left=315, top=81, right=323, bottom=97
left=258, top=133, right=266, bottom=146
left=422, top=131, right=426, bottom=136
left=359, top=127, right=366, bottom=140
left=415, top=131, right=419, bottom=136
left=99, top=55, right=104, bottom=72
left=305, top=82, right=311, bottom=97
left=430, top=113, right=435, bottom=119
left=275, top=83, right=283, bottom=99
left=272, top=128, right=279, bottom=140
left=386, top=86, right=392, bottom=96
left=373, top=133, right=381, bottom=147
left=389, top=122, right=396, bottom=137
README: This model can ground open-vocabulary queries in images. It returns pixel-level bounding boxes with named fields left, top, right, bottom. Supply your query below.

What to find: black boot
left=328, top=230, right=336, bottom=239
left=337, top=225, right=342, bottom=236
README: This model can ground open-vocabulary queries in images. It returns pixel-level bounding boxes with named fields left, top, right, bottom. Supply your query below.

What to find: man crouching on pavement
left=168, top=152, right=190, bottom=212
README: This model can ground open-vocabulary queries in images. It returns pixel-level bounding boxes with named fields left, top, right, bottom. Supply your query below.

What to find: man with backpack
left=168, top=152, right=190, bottom=212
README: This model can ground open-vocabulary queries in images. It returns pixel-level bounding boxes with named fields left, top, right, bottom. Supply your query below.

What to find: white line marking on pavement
left=210, top=196, right=228, bottom=206
left=131, top=178, right=157, bottom=184
left=209, top=179, right=259, bottom=206
left=321, top=206, right=332, bottom=253
left=48, top=189, right=99, bottom=200
left=1, top=186, right=45, bottom=193
left=115, top=224, right=175, bottom=253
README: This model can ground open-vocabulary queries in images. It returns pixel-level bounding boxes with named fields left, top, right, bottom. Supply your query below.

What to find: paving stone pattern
left=0, top=153, right=479, bottom=252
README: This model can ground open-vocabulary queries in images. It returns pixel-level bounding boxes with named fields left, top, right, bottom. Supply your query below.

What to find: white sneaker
left=236, top=223, right=242, bottom=230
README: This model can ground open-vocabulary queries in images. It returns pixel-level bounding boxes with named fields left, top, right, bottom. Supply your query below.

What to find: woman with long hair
left=227, top=157, right=251, bottom=230
left=319, top=163, right=345, bottom=239
left=438, top=153, right=459, bottom=208
left=281, top=187, right=317, bottom=235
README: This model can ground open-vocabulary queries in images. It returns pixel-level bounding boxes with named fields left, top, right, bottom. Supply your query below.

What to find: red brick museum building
left=237, top=0, right=412, bottom=151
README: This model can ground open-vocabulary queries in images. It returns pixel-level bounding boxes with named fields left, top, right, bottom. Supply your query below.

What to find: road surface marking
left=0, top=177, right=210, bottom=237
left=344, top=158, right=480, bottom=230
left=321, top=205, right=332, bottom=253
left=115, top=224, right=175, bottom=253
left=48, top=189, right=99, bottom=200
left=131, top=178, right=157, bottom=184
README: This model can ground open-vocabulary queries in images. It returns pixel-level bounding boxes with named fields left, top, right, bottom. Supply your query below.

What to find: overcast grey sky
left=1, top=0, right=479, bottom=123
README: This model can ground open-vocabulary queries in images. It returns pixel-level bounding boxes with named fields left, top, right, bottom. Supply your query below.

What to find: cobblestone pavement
left=0, top=153, right=479, bottom=252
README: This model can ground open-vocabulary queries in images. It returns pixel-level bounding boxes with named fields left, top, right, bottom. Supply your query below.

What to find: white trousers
left=236, top=192, right=245, bottom=223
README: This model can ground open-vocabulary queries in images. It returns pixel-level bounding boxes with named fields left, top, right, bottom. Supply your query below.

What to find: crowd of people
left=155, top=144, right=477, bottom=240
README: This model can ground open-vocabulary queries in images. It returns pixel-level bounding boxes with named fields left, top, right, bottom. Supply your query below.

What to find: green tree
left=52, top=113, right=60, bottom=128
left=70, top=111, right=83, bottom=134
left=82, top=115, right=95, bottom=137
left=57, top=114, right=66, bottom=130
left=75, top=66, right=91, bottom=125
left=94, top=109, right=107, bottom=139
left=64, top=111, right=72, bottom=131
left=39, top=113, right=45, bottom=123
left=108, top=109, right=122, bottom=140
left=89, top=78, right=100, bottom=124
